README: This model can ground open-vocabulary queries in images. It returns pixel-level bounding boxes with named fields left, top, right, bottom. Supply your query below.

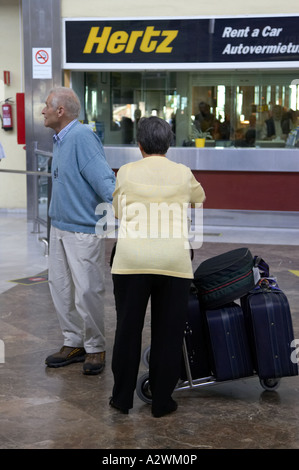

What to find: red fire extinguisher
left=1, top=98, right=13, bottom=131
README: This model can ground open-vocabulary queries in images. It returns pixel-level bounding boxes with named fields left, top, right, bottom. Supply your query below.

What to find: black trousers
left=111, top=274, right=191, bottom=413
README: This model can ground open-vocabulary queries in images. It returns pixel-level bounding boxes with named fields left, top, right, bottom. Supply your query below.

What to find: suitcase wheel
left=259, top=378, right=281, bottom=391
left=136, top=372, right=152, bottom=404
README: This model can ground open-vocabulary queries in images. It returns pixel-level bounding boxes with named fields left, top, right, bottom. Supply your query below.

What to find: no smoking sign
left=35, top=49, right=49, bottom=64
left=32, top=47, right=52, bottom=79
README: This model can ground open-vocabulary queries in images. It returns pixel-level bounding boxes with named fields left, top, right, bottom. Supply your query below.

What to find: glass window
left=72, top=70, right=299, bottom=148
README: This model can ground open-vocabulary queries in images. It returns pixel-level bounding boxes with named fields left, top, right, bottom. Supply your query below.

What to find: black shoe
left=152, top=399, right=178, bottom=418
left=45, top=346, right=86, bottom=368
left=109, top=397, right=129, bottom=415
left=83, top=352, right=106, bottom=375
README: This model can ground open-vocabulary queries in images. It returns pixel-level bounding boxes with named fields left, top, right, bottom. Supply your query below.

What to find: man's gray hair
left=49, top=86, right=81, bottom=118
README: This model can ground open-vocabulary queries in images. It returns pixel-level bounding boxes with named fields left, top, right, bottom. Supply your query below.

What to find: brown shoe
left=45, top=346, right=86, bottom=368
left=83, top=351, right=106, bottom=375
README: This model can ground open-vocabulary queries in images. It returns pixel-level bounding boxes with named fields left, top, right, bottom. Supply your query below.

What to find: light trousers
left=48, top=226, right=106, bottom=353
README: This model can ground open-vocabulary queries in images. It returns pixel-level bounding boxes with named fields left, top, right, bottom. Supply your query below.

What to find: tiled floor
left=0, top=210, right=299, bottom=450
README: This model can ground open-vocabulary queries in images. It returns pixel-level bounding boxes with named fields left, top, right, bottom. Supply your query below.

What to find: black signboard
left=64, top=16, right=299, bottom=65
left=65, top=19, right=210, bottom=64
left=213, top=16, right=299, bottom=63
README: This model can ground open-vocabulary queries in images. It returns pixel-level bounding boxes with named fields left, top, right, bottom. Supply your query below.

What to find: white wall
left=0, top=0, right=25, bottom=210
left=61, top=0, right=299, bottom=17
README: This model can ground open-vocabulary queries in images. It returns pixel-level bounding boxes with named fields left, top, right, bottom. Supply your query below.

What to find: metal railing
left=0, top=168, right=51, bottom=176
left=0, top=144, right=52, bottom=256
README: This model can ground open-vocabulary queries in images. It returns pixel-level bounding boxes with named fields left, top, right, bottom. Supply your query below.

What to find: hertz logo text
left=83, top=26, right=179, bottom=54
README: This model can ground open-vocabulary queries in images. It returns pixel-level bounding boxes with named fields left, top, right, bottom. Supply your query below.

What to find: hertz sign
left=64, top=19, right=209, bottom=65
left=83, top=27, right=179, bottom=54
left=64, top=17, right=299, bottom=67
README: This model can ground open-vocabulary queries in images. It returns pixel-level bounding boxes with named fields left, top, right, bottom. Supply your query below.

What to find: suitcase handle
left=254, top=277, right=280, bottom=292
left=254, top=256, right=270, bottom=278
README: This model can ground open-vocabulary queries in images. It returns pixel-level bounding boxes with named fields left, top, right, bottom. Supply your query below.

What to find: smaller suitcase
left=241, top=279, right=298, bottom=380
left=180, top=287, right=212, bottom=380
left=205, top=302, right=254, bottom=381
left=194, top=248, right=256, bottom=309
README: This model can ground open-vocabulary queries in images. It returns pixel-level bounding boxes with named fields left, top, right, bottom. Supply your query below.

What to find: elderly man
left=42, top=87, right=115, bottom=375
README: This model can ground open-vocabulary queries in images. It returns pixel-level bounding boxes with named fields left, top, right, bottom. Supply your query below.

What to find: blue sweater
left=49, top=121, right=116, bottom=233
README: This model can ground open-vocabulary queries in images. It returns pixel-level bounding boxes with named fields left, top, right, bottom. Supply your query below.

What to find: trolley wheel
left=259, top=377, right=281, bottom=391
left=142, top=346, right=151, bottom=368
left=136, top=372, right=152, bottom=404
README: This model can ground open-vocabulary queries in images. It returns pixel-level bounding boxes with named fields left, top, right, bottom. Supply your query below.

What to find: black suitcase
left=241, top=279, right=298, bottom=380
left=194, top=248, right=256, bottom=309
left=180, top=288, right=212, bottom=380
left=205, top=302, right=254, bottom=381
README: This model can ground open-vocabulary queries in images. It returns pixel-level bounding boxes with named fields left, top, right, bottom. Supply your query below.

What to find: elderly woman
left=110, top=116, right=206, bottom=417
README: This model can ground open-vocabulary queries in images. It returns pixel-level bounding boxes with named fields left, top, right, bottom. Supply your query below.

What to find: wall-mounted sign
left=63, top=16, right=299, bottom=69
left=32, top=48, right=52, bottom=79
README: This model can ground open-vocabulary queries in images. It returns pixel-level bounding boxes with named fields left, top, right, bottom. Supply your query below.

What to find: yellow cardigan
left=111, top=156, right=206, bottom=279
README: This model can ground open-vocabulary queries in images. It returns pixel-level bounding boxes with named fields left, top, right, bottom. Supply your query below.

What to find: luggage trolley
left=136, top=248, right=298, bottom=404
left=136, top=340, right=281, bottom=406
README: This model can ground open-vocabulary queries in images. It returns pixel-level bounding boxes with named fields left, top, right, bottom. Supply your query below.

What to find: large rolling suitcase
left=180, top=287, right=212, bottom=380
left=241, top=279, right=298, bottom=380
left=194, top=248, right=256, bottom=309
left=205, top=302, right=254, bottom=381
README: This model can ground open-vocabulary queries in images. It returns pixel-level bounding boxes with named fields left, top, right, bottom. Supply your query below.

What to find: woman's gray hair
left=49, top=86, right=81, bottom=118
left=137, top=116, right=173, bottom=155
